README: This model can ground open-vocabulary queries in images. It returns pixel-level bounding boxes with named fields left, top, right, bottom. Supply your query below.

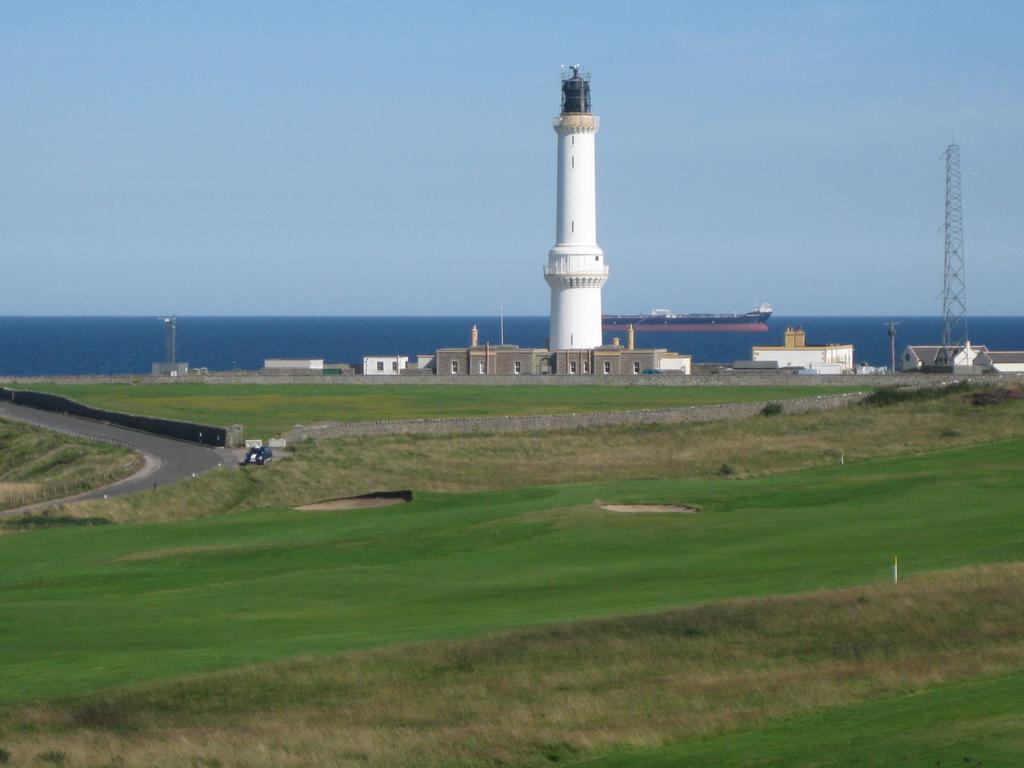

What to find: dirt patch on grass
left=114, top=544, right=255, bottom=562
left=601, top=503, right=698, bottom=514
left=296, top=490, right=413, bottom=511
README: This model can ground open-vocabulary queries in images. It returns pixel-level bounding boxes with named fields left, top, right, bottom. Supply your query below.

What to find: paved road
left=0, top=401, right=233, bottom=514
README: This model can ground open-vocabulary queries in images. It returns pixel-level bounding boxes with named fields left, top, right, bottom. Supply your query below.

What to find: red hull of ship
left=602, top=322, right=770, bottom=332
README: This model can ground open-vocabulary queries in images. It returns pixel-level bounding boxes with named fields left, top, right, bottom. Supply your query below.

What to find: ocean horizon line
left=2, top=314, right=1021, bottom=320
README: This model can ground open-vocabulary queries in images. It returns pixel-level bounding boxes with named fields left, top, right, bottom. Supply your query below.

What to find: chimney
left=471, top=325, right=479, bottom=347
left=784, top=327, right=806, bottom=348
left=627, top=323, right=635, bottom=351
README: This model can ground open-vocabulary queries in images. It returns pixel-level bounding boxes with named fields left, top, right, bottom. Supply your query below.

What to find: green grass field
left=15, top=382, right=866, bottom=436
left=2, top=418, right=1024, bottom=764
left=1, top=388, right=1021, bottom=767
left=3, top=565, right=1020, bottom=767
left=5, top=435, right=1023, bottom=702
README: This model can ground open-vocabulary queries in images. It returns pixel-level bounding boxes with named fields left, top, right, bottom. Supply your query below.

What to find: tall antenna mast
left=937, top=143, right=966, bottom=366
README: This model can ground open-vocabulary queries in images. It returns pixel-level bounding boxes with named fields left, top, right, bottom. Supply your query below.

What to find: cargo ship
left=603, top=304, right=772, bottom=332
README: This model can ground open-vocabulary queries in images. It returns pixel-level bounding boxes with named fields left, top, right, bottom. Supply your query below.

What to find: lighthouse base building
left=431, top=321, right=689, bottom=377
left=433, top=340, right=690, bottom=377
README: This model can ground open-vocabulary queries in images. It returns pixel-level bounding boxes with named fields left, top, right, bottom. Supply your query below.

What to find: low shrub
left=4, top=513, right=112, bottom=530
left=970, top=388, right=1022, bottom=406
left=761, top=402, right=784, bottom=417
left=71, top=700, right=132, bottom=729
left=863, top=381, right=973, bottom=407
left=717, top=463, right=734, bottom=476
left=37, top=751, right=66, bottom=766
left=0, top=746, right=10, bottom=765
left=538, top=741, right=579, bottom=764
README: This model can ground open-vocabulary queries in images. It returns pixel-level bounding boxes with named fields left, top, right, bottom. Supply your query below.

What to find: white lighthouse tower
left=544, top=66, right=608, bottom=350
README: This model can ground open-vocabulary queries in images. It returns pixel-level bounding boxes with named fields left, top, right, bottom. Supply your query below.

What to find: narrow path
left=0, top=401, right=233, bottom=516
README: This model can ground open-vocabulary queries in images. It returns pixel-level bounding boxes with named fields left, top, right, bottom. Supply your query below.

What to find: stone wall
left=285, top=391, right=868, bottom=442
left=1, top=372, right=1009, bottom=388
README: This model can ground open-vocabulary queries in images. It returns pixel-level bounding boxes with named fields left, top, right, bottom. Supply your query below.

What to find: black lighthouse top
left=560, top=66, right=591, bottom=115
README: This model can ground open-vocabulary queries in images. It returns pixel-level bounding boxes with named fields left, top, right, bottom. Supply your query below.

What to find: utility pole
left=885, top=321, right=900, bottom=373
left=937, top=144, right=967, bottom=366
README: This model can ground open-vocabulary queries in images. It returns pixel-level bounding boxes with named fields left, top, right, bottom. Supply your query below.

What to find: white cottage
left=900, top=343, right=987, bottom=372
left=362, top=356, right=409, bottom=376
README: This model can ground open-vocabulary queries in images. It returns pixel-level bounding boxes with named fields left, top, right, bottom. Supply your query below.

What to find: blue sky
left=2, top=1, right=1021, bottom=316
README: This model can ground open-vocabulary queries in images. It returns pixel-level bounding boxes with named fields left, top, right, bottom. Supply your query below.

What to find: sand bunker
left=297, top=498, right=404, bottom=511
left=601, top=503, right=698, bottom=514
left=295, top=491, right=413, bottom=511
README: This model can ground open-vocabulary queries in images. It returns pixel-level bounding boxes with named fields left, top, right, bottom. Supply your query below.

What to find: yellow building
left=751, top=327, right=854, bottom=374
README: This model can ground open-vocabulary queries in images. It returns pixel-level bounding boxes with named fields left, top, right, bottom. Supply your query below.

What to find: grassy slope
left=582, top=672, right=1024, bottom=768
left=2, top=435, right=1023, bottom=705
left=1, top=565, right=1021, bottom=767
left=0, top=419, right=141, bottom=512
left=15, top=382, right=866, bottom=436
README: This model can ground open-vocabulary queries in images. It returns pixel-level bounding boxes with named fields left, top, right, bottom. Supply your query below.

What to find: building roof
left=753, top=345, right=853, bottom=351
left=984, top=351, right=1024, bottom=363
left=905, top=344, right=990, bottom=366
left=435, top=346, right=546, bottom=354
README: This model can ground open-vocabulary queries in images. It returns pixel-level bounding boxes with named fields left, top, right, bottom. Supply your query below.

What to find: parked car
left=240, top=446, right=273, bottom=466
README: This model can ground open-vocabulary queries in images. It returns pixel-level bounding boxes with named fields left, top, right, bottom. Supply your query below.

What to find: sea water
left=1, top=316, right=1022, bottom=377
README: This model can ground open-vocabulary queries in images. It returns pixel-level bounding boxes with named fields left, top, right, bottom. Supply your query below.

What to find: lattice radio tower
left=937, top=143, right=966, bottom=366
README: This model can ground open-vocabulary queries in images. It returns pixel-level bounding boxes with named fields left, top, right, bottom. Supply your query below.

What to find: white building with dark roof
left=900, top=343, right=987, bottom=372
left=973, top=350, right=1024, bottom=373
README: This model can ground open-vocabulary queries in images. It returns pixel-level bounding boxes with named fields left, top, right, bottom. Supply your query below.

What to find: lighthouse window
left=571, top=135, right=575, bottom=146
left=571, top=220, right=575, bottom=232
left=571, top=155, right=574, bottom=169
